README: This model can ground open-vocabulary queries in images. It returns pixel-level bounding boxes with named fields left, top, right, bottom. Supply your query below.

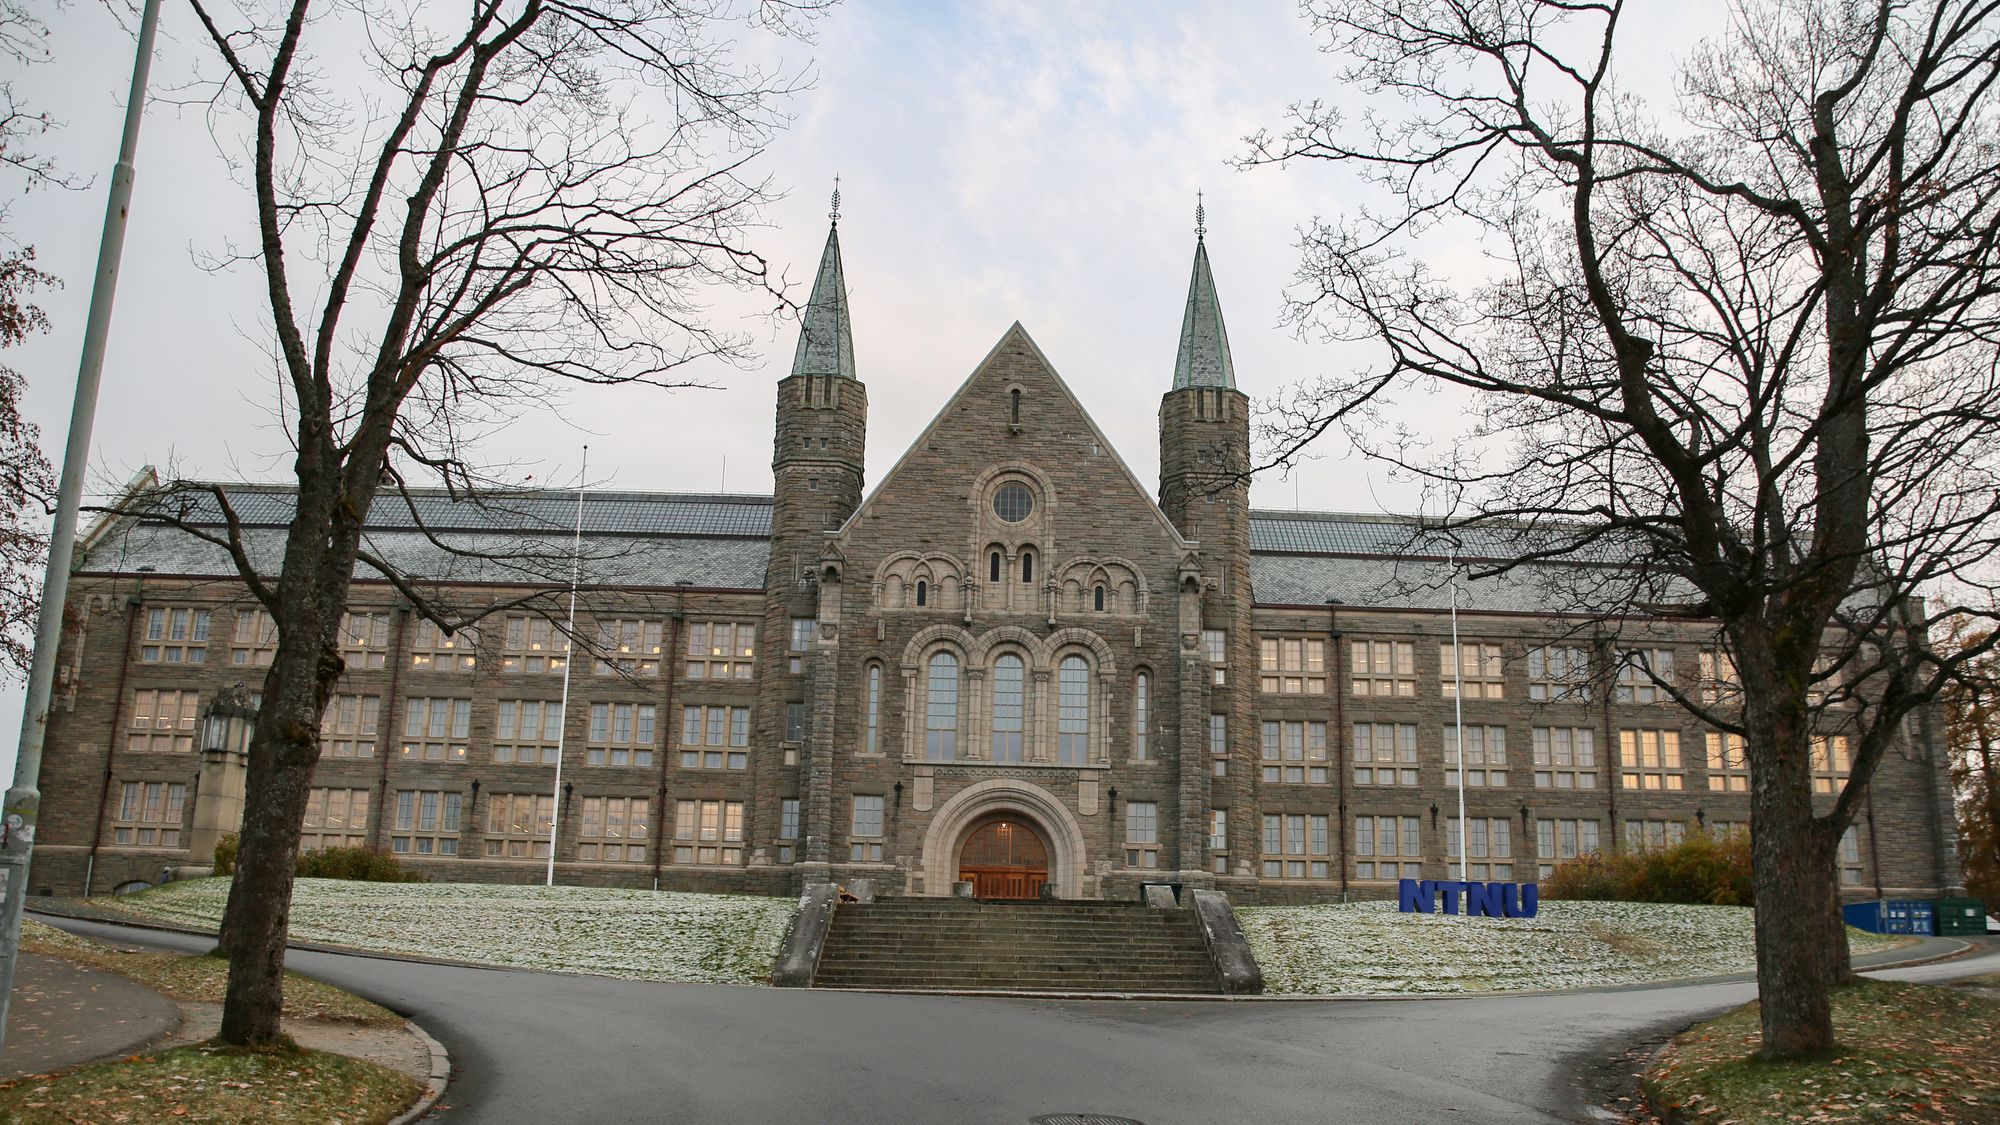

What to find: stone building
left=26, top=216, right=1962, bottom=904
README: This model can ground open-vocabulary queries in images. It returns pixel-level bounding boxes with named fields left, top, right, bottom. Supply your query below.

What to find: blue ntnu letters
left=1397, top=879, right=1539, bottom=918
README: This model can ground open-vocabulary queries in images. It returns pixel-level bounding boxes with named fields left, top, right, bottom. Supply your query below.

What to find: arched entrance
left=957, top=816, right=1049, bottom=899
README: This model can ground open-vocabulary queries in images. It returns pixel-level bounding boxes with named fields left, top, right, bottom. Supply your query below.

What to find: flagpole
left=1450, top=549, right=1468, bottom=887
left=546, top=447, right=587, bottom=886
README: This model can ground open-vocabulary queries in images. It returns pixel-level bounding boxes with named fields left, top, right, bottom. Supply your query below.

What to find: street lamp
left=190, top=683, right=259, bottom=866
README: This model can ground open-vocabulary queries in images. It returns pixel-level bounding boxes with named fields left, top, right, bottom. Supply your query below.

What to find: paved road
left=32, top=916, right=2000, bottom=1125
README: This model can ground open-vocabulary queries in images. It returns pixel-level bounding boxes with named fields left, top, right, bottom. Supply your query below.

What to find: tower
left=1158, top=202, right=1255, bottom=884
left=762, top=191, right=868, bottom=885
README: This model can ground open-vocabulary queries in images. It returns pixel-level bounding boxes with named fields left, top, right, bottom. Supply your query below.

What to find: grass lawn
left=0, top=1043, right=420, bottom=1125
left=104, top=878, right=796, bottom=985
left=1644, top=978, right=2000, bottom=1123
left=18, top=920, right=400, bottom=1025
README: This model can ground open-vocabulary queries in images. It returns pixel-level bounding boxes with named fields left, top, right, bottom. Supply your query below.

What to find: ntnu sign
left=1399, top=879, right=1540, bottom=918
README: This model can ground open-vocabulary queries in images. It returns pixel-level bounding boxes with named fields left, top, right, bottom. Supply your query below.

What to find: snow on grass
left=1239, top=900, right=1912, bottom=995
left=112, top=878, right=794, bottom=986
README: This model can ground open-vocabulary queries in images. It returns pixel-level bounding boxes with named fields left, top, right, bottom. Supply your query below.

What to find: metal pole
left=546, top=447, right=587, bottom=886
left=1449, top=551, right=1468, bottom=886
left=0, top=0, right=162, bottom=1042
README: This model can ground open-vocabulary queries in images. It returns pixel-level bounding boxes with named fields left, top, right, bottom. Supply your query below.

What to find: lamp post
left=189, top=684, right=259, bottom=867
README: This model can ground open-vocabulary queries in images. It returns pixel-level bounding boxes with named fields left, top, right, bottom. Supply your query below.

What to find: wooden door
left=956, top=819, right=1049, bottom=899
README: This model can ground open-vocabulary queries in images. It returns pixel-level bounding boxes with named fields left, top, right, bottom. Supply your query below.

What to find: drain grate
left=1031, top=1117, right=1145, bottom=1125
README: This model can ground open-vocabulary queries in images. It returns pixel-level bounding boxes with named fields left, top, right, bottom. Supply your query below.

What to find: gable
left=835, top=324, right=1192, bottom=582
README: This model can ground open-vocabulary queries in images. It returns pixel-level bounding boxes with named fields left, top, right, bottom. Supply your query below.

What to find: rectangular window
left=1351, top=721, right=1419, bottom=786
left=593, top=619, right=666, bottom=677
left=1259, top=811, right=1332, bottom=880
left=1531, top=727, right=1597, bottom=789
left=111, top=781, right=187, bottom=846
left=1201, top=629, right=1227, bottom=684
left=482, top=793, right=554, bottom=859
left=1703, top=732, right=1749, bottom=792
left=401, top=698, right=471, bottom=762
left=1439, top=642, right=1505, bottom=699
left=1209, top=713, right=1228, bottom=777
left=1838, top=825, right=1864, bottom=885
left=230, top=609, right=278, bottom=667
left=778, top=797, right=801, bottom=864
left=128, top=689, right=200, bottom=753
left=301, top=787, right=371, bottom=850
left=1351, top=814, right=1422, bottom=881
left=500, top=615, right=568, bottom=674
left=1698, top=649, right=1740, bottom=705
left=1209, top=808, right=1228, bottom=852
left=1526, top=645, right=1589, bottom=701
left=319, top=693, right=381, bottom=759
left=576, top=796, right=650, bottom=863
left=494, top=699, right=565, bottom=765
left=409, top=619, right=478, bottom=671
left=1618, top=729, right=1685, bottom=790
left=1350, top=639, right=1416, bottom=697
left=1536, top=818, right=1602, bottom=879
left=1125, top=800, right=1159, bottom=868
left=789, top=618, right=817, bottom=674
left=390, top=789, right=463, bottom=856
left=849, top=795, right=884, bottom=862
left=582, top=702, right=655, bottom=767
left=1259, top=720, right=1328, bottom=784
left=1445, top=816, right=1515, bottom=881
left=786, top=701, right=807, bottom=744
left=677, top=705, right=750, bottom=769
left=1623, top=818, right=1688, bottom=852
left=1615, top=648, right=1675, bottom=703
left=1811, top=735, right=1851, bottom=794
left=338, top=611, right=391, bottom=670
left=1442, top=725, right=1508, bottom=787
left=674, top=798, right=747, bottom=865
left=684, top=621, right=754, bottom=680
left=1258, top=636, right=1327, bottom=694
left=141, top=607, right=211, bottom=664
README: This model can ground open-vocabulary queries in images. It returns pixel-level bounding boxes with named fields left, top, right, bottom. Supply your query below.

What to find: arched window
left=1057, top=655, right=1090, bottom=765
left=925, top=652, right=960, bottom=761
left=1010, top=387, right=1022, bottom=425
left=990, top=551, right=1002, bottom=583
left=991, top=654, right=1024, bottom=763
left=1021, top=551, right=1035, bottom=584
left=915, top=579, right=928, bottom=607
left=863, top=664, right=881, bottom=755
left=1133, top=671, right=1150, bottom=761
left=1094, top=585, right=1106, bottom=612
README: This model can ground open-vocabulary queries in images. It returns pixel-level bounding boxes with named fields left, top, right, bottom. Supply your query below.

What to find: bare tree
left=1942, top=621, right=2000, bottom=907
left=178, top=0, right=822, bottom=1046
left=1247, top=0, right=1999, bottom=1057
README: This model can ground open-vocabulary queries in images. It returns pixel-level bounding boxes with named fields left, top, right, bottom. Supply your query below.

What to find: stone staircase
left=811, top=899, right=1225, bottom=993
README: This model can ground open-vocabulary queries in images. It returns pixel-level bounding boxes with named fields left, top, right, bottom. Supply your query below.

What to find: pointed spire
left=1172, top=203, right=1235, bottom=390
left=791, top=188, right=857, bottom=382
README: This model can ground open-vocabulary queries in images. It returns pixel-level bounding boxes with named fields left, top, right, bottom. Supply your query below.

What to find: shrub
left=213, top=833, right=239, bottom=875
left=1544, top=827, right=1752, bottom=905
left=295, top=846, right=426, bottom=883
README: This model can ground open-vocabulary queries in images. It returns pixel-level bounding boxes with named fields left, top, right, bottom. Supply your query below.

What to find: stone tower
left=761, top=199, right=868, bottom=883
left=1158, top=209, right=1255, bottom=883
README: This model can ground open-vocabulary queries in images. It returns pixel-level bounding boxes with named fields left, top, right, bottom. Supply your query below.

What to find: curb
left=387, top=1019, right=451, bottom=1125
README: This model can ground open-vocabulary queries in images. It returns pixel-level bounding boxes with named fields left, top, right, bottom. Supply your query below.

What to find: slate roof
left=74, top=483, right=1666, bottom=613
left=791, top=222, right=857, bottom=382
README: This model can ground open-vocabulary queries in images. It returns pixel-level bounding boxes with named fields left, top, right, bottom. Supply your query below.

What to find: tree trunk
left=1748, top=712, right=1840, bottom=1057
left=216, top=650, right=332, bottom=1046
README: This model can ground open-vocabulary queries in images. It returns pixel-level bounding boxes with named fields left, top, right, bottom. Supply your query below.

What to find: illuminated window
left=594, top=619, right=664, bottom=677
left=1812, top=735, right=1851, bottom=794
left=1704, top=732, right=1749, bottom=791
left=128, top=689, right=199, bottom=753
left=1259, top=636, right=1326, bottom=694
left=1618, top=728, right=1684, bottom=790
left=1350, top=640, right=1415, bottom=696
left=483, top=793, right=552, bottom=859
left=409, top=619, right=477, bottom=672
left=577, top=797, right=650, bottom=863
left=684, top=621, right=754, bottom=680
left=501, top=616, right=567, bottom=674
left=338, top=612, right=390, bottom=670
left=676, top=799, right=746, bottom=865
left=401, top=697, right=471, bottom=762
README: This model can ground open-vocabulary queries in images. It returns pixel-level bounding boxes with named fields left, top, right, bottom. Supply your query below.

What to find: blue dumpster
left=1843, top=900, right=1935, bottom=935
left=1843, top=901, right=1885, bottom=932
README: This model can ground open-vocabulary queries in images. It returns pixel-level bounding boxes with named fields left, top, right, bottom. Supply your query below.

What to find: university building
left=26, top=217, right=1962, bottom=905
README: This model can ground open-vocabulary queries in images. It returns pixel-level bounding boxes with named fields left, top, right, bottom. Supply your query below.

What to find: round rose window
left=993, top=483, right=1035, bottom=523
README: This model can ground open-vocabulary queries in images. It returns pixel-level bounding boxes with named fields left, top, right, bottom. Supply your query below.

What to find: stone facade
left=22, top=221, right=1962, bottom=905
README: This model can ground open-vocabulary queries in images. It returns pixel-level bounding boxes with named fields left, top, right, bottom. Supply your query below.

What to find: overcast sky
left=1, top=0, right=1720, bottom=780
